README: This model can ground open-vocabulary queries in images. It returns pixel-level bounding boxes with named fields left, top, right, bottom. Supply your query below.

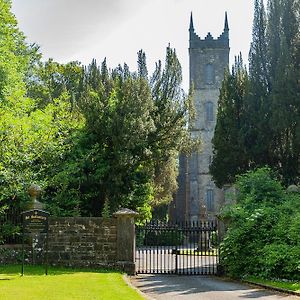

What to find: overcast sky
left=12, top=0, right=254, bottom=91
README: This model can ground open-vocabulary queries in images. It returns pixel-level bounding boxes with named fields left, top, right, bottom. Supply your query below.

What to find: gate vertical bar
left=145, top=224, right=148, bottom=273
left=208, top=221, right=211, bottom=275
left=160, top=224, right=162, bottom=274
left=203, top=221, right=206, bottom=275
left=157, top=221, right=162, bottom=273
left=149, top=222, right=151, bottom=274
left=175, top=223, right=178, bottom=274
left=191, top=221, right=197, bottom=275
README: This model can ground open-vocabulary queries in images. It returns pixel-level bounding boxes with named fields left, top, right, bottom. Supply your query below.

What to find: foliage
left=26, top=59, right=83, bottom=109
left=0, top=0, right=192, bottom=242
left=0, top=0, right=29, bottom=104
left=43, top=48, right=192, bottom=217
left=0, top=223, right=20, bottom=244
left=211, top=0, right=300, bottom=186
left=0, top=0, right=42, bottom=233
left=220, top=168, right=300, bottom=280
left=210, top=55, right=249, bottom=187
left=212, top=5, right=300, bottom=280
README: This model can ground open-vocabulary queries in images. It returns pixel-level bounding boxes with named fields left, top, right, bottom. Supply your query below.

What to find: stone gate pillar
left=113, top=208, right=138, bottom=275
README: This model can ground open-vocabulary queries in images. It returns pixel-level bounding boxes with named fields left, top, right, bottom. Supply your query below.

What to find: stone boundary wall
left=0, top=209, right=137, bottom=274
left=0, top=244, right=32, bottom=265
left=48, top=217, right=117, bottom=269
left=48, top=209, right=137, bottom=274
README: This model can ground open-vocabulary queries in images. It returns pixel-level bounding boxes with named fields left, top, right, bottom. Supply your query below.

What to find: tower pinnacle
left=189, top=12, right=194, bottom=31
left=224, top=11, right=229, bottom=31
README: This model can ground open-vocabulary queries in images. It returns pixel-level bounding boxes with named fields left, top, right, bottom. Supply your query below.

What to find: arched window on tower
left=205, top=101, right=214, bottom=122
left=205, top=64, right=214, bottom=84
left=206, top=189, right=214, bottom=211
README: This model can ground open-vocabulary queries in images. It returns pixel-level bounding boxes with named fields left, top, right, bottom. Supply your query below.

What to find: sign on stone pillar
left=113, top=208, right=138, bottom=275
left=22, top=209, right=49, bottom=234
left=21, top=209, right=50, bottom=276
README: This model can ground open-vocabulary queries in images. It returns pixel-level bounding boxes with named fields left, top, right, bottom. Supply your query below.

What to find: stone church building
left=169, top=13, right=230, bottom=222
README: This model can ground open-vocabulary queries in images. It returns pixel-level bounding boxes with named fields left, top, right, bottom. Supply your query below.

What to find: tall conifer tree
left=212, top=0, right=300, bottom=186
left=267, top=0, right=300, bottom=184
left=211, top=56, right=249, bottom=187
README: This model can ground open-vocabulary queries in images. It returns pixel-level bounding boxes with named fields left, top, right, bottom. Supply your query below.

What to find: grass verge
left=0, top=265, right=144, bottom=300
left=245, top=276, right=300, bottom=293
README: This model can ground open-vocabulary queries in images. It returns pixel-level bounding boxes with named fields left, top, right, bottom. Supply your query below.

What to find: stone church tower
left=170, top=13, right=230, bottom=222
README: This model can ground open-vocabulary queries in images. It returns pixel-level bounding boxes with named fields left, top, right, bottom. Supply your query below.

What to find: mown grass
left=245, top=276, right=300, bottom=293
left=0, top=265, right=144, bottom=300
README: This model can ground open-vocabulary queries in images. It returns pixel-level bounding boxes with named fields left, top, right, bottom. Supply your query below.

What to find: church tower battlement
left=189, top=12, right=229, bottom=48
left=170, top=12, right=230, bottom=223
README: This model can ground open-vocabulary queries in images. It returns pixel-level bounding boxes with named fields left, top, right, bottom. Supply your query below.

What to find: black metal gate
left=136, top=221, right=219, bottom=275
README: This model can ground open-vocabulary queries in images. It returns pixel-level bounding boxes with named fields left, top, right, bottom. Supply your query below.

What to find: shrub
left=220, top=168, right=300, bottom=279
left=260, top=244, right=300, bottom=280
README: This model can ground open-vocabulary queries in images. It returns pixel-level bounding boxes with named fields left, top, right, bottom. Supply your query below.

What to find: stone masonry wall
left=48, top=217, right=117, bottom=268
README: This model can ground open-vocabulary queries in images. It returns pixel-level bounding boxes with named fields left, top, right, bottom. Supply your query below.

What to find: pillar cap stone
left=113, top=208, right=139, bottom=217
left=28, top=184, right=42, bottom=199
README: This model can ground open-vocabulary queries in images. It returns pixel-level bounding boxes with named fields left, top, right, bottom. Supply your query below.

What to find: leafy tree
left=80, top=60, right=155, bottom=215
left=0, top=0, right=192, bottom=226
left=27, top=59, right=83, bottom=109
left=0, top=0, right=29, bottom=105
left=0, top=1, right=83, bottom=242
left=44, top=47, right=193, bottom=218
left=0, top=0, right=36, bottom=214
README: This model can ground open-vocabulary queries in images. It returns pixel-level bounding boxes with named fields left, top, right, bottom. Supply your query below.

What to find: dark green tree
left=137, top=50, right=148, bottom=79
left=44, top=47, right=193, bottom=219
left=267, top=0, right=300, bottom=185
left=211, top=55, right=249, bottom=187
left=249, top=0, right=269, bottom=90
left=212, top=0, right=300, bottom=186
left=244, top=0, right=272, bottom=168
left=149, top=46, right=193, bottom=205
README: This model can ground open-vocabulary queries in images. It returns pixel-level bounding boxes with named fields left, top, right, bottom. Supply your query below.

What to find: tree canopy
left=43, top=48, right=193, bottom=218
left=0, top=0, right=193, bottom=233
left=211, top=0, right=300, bottom=187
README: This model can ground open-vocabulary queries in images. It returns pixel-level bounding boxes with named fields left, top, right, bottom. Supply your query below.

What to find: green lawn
left=245, top=276, right=300, bottom=293
left=0, top=265, right=144, bottom=300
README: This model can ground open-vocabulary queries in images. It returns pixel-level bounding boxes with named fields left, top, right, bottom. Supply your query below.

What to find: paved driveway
left=130, top=275, right=299, bottom=300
